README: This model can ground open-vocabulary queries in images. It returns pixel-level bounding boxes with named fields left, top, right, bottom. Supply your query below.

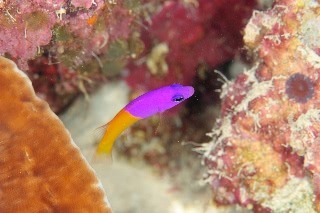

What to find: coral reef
left=0, top=0, right=141, bottom=69
left=27, top=56, right=79, bottom=113
left=201, top=0, right=320, bottom=212
left=0, top=56, right=112, bottom=212
left=111, top=0, right=258, bottom=178
left=0, top=0, right=150, bottom=112
left=0, top=0, right=257, bottom=113
left=125, top=0, right=256, bottom=92
left=200, top=0, right=320, bottom=212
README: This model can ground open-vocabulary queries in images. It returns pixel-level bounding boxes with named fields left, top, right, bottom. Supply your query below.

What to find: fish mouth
left=188, top=86, right=195, bottom=96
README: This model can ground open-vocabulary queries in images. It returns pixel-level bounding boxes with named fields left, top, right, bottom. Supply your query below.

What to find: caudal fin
left=91, top=123, right=113, bottom=165
left=90, top=150, right=113, bottom=165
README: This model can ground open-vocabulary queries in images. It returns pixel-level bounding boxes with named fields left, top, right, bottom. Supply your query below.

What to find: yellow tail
left=95, top=109, right=141, bottom=157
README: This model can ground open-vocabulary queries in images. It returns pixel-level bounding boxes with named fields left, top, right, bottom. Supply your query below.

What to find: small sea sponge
left=285, top=73, right=315, bottom=103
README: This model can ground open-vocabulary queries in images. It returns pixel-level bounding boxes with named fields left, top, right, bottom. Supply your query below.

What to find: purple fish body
left=96, top=84, right=194, bottom=156
left=124, top=84, right=194, bottom=118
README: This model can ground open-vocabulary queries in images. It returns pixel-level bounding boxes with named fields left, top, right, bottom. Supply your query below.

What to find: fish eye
left=172, top=94, right=185, bottom=102
left=170, top=84, right=182, bottom=88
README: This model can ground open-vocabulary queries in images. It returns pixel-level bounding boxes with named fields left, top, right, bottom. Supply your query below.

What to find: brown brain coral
left=0, top=56, right=112, bottom=212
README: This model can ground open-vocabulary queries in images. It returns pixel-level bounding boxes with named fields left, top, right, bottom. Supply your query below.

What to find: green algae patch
left=54, top=25, right=72, bottom=42
left=106, top=39, right=128, bottom=60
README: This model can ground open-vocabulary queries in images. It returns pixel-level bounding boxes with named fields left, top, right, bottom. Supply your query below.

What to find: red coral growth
left=125, top=0, right=256, bottom=92
left=27, top=56, right=79, bottom=113
left=0, top=56, right=112, bottom=212
left=27, top=50, right=121, bottom=113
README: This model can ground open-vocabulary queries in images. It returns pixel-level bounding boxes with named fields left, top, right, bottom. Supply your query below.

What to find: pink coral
left=0, top=0, right=139, bottom=71
left=0, top=0, right=147, bottom=111
left=202, top=0, right=320, bottom=212
left=71, top=0, right=93, bottom=8
left=0, top=5, right=56, bottom=68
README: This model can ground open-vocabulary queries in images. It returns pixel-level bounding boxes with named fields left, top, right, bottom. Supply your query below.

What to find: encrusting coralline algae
left=201, top=0, right=320, bottom=212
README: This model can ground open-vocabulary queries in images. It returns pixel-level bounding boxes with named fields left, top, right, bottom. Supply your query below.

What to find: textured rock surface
left=0, top=56, right=112, bottom=212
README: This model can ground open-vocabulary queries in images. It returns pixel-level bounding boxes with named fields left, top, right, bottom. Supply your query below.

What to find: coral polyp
left=285, top=73, right=315, bottom=103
